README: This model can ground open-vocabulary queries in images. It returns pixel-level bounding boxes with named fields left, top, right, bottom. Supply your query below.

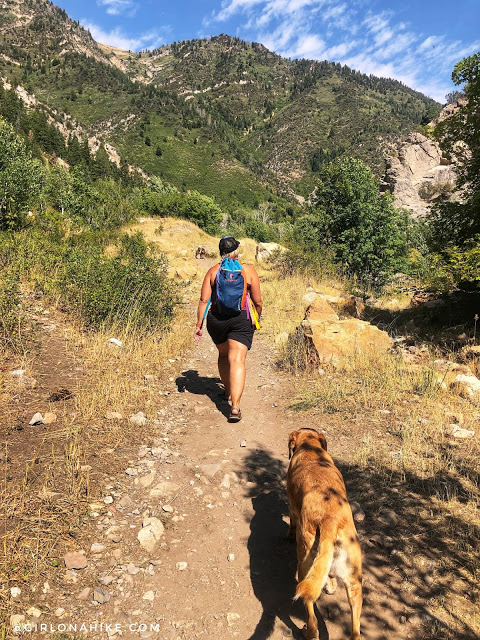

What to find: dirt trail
left=11, top=320, right=439, bottom=640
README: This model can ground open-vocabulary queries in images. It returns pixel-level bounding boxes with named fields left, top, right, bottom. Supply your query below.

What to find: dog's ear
left=317, top=431, right=328, bottom=451
left=288, top=431, right=299, bottom=459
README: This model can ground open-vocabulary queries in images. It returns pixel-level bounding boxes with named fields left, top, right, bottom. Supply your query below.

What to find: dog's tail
left=294, top=520, right=336, bottom=604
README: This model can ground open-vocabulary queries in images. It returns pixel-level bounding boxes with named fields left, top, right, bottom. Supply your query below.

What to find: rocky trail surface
left=6, top=310, right=447, bottom=640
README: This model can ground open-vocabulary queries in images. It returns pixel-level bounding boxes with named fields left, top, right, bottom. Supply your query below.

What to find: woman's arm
left=194, top=267, right=215, bottom=340
left=247, top=265, right=263, bottom=320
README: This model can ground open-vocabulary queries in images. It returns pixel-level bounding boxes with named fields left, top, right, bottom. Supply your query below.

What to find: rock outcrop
left=382, top=132, right=456, bottom=218
left=255, top=242, right=286, bottom=263
left=300, top=295, right=392, bottom=365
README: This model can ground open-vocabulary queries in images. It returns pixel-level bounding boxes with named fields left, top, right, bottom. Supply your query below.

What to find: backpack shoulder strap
left=240, top=264, right=247, bottom=310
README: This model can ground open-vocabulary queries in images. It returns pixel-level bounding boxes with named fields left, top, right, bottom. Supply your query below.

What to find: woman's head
left=219, top=236, right=240, bottom=259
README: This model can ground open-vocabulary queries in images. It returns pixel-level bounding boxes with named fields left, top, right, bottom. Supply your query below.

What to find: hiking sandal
left=228, top=408, right=242, bottom=423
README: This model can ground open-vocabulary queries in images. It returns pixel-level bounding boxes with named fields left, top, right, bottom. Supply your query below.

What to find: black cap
left=219, top=236, right=240, bottom=255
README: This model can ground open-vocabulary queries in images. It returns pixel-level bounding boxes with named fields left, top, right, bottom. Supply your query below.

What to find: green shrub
left=0, top=233, right=22, bottom=347
left=152, top=190, right=222, bottom=234
left=0, top=118, right=45, bottom=229
left=17, top=230, right=178, bottom=331
left=295, top=157, right=410, bottom=285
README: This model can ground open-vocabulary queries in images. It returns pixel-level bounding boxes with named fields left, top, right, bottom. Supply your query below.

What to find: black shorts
left=206, top=310, right=255, bottom=350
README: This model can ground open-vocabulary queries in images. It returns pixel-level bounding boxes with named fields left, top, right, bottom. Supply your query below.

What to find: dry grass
left=72, top=308, right=191, bottom=428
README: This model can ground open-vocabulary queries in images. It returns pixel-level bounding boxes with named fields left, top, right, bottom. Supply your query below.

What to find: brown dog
left=287, top=428, right=362, bottom=640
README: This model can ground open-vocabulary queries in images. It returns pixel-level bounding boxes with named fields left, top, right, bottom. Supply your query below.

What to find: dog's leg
left=303, top=600, right=319, bottom=640
left=324, top=575, right=337, bottom=595
left=344, top=575, right=362, bottom=640
left=297, top=531, right=319, bottom=640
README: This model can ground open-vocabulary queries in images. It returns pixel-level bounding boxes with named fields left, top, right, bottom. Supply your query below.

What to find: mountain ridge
left=0, top=0, right=442, bottom=207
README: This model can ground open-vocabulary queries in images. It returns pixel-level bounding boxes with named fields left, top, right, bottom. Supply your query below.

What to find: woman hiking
left=194, top=236, right=262, bottom=423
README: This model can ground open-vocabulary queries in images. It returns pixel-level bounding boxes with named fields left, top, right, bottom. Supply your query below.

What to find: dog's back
left=287, top=428, right=362, bottom=640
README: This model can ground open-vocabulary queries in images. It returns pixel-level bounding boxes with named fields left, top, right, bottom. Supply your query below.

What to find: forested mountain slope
left=0, top=0, right=441, bottom=206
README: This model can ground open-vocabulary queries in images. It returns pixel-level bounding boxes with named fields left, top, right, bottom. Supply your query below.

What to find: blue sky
left=55, top=0, right=480, bottom=102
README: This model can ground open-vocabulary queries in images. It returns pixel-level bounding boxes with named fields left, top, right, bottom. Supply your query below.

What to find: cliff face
left=382, top=132, right=457, bottom=218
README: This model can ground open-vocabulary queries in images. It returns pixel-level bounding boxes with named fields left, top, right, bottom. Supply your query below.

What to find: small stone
left=378, top=409, right=391, bottom=415
left=55, top=608, right=65, bottom=617
left=144, top=375, right=156, bottom=383
left=240, top=439, right=247, bottom=447
left=130, top=412, right=147, bottom=427
left=176, top=562, right=188, bottom=571
left=90, top=543, right=105, bottom=554
left=194, top=405, right=207, bottom=414
left=127, top=563, right=139, bottom=575
left=107, top=532, right=123, bottom=543
left=29, top=412, right=44, bottom=426
left=105, top=411, right=123, bottom=420
left=78, top=587, right=91, bottom=601
left=227, top=612, right=240, bottom=626
left=93, top=587, right=111, bottom=604
left=98, top=575, right=116, bottom=586
left=150, top=481, right=180, bottom=498
left=350, top=502, right=365, bottom=522
left=137, top=517, right=164, bottom=553
left=378, top=510, right=399, bottom=527
left=162, top=504, right=174, bottom=513
left=103, top=496, right=114, bottom=504
left=283, top=628, right=293, bottom=637
left=118, top=494, right=134, bottom=508
left=125, top=467, right=138, bottom=476
left=227, top=553, right=235, bottom=562
left=10, top=587, right=21, bottom=598
left=64, top=551, right=88, bottom=570
left=220, top=474, right=231, bottom=489
left=108, top=338, right=122, bottom=347
left=399, top=615, right=407, bottom=624
left=424, top=574, right=434, bottom=585
left=26, top=606, right=41, bottom=618
left=142, top=590, right=155, bottom=601
left=139, top=471, right=156, bottom=488
left=43, top=412, right=57, bottom=424
left=10, top=369, right=26, bottom=377
left=446, top=424, right=475, bottom=439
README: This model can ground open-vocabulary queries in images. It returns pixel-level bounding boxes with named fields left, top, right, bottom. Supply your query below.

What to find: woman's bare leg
left=227, top=339, right=248, bottom=410
left=216, top=342, right=230, bottom=397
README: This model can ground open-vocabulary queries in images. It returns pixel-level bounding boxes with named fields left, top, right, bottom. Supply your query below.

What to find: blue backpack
left=215, top=257, right=247, bottom=315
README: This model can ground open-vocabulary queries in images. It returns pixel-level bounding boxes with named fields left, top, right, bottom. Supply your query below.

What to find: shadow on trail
left=175, top=369, right=230, bottom=417
left=239, top=449, right=328, bottom=640
left=237, top=447, right=480, bottom=640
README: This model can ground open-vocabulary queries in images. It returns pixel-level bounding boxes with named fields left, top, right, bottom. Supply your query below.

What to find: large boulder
left=255, top=242, right=286, bottom=263
left=300, top=295, right=392, bottom=365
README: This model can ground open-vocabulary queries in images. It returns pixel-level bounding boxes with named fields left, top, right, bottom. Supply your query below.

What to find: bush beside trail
left=0, top=229, right=178, bottom=346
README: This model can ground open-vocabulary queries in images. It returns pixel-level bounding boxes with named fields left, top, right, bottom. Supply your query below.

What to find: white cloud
left=417, top=35, right=443, bottom=53
left=82, top=21, right=170, bottom=51
left=321, top=3, right=346, bottom=21
left=324, top=40, right=357, bottom=58
left=97, top=0, right=137, bottom=17
left=282, top=33, right=326, bottom=59
left=203, top=0, right=480, bottom=102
